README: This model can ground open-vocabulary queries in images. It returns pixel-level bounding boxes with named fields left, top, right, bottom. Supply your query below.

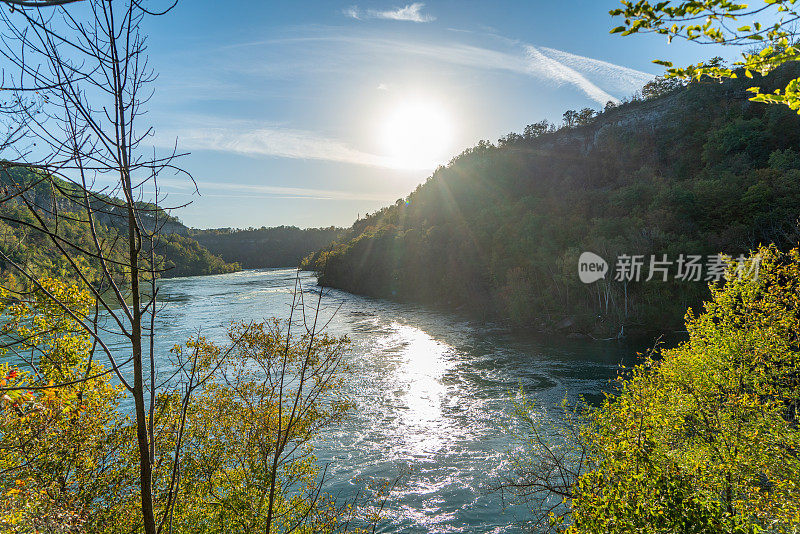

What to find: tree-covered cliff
left=191, top=226, right=342, bottom=269
left=0, top=166, right=239, bottom=287
left=304, top=65, right=800, bottom=336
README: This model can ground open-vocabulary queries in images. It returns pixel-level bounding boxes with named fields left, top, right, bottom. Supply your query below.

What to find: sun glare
left=381, top=100, right=453, bottom=171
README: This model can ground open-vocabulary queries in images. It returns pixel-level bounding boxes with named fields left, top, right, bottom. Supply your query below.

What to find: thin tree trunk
left=126, top=178, right=156, bottom=534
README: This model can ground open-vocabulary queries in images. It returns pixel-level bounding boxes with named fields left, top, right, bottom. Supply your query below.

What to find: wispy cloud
left=160, top=178, right=391, bottom=202
left=344, top=3, right=435, bottom=23
left=394, top=39, right=651, bottom=104
left=156, top=127, right=388, bottom=166
left=162, top=31, right=653, bottom=108
left=151, top=31, right=655, bottom=172
left=153, top=126, right=430, bottom=170
left=294, top=35, right=652, bottom=104
left=524, top=47, right=617, bottom=105
left=537, top=47, right=654, bottom=100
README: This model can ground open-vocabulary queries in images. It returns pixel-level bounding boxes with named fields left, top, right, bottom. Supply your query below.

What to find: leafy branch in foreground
left=611, top=0, right=800, bottom=111
left=501, top=246, right=800, bottom=532
left=0, top=278, right=393, bottom=533
left=493, top=394, right=589, bottom=532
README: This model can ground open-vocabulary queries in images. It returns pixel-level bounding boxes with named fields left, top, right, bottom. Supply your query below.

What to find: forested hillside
left=304, top=65, right=800, bottom=336
left=191, top=226, right=342, bottom=268
left=0, top=167, right=239, bottom=287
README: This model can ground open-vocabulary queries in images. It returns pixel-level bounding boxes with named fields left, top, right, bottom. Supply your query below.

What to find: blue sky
left=140, top=0, right=736, bottom=229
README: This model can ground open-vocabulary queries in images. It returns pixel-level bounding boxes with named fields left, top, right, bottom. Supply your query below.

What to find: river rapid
left=132, top=269, right=646, bottom=532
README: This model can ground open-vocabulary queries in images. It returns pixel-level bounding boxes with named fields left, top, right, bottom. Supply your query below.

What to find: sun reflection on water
left=151, top=270, right=632, bottom=533
left=377, top=322, right=455, bottom=456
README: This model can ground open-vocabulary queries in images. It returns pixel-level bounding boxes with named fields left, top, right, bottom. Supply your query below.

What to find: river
left=143, top=268, right=644, bottom=532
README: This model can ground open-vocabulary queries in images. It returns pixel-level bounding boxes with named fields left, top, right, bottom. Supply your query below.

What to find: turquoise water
left=148, top=268, right=645, bottom=532
left=12, top=268, right=641, bottom=532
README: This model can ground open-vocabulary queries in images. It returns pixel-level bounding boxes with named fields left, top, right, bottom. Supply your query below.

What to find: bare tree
left=0, top=1, right=188, bottom=532
left=492, top=396, right=590, bottom=532
left=0, top=2, right=405, bottom=532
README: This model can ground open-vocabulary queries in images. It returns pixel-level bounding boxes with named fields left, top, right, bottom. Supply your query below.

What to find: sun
left=381, top=100, right=453, bottom=171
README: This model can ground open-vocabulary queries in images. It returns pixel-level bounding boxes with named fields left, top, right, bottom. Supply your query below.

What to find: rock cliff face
left=0, top=167, right=238, bottom=279
left=303, top=63, right=800, bottom=336
left=0, top=169, right=191, bottom=236
left=540, top=84, right=752, bottom=156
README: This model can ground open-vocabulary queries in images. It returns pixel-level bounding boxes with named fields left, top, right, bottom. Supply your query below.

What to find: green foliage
left=0, top=279, right=382, bottom=532
left=165, top=322, right=352, bottom=532
left=191, top=226, right=342, bottom=269
left=0, top=279, right=132, bottom=532
left=159, top=234, right=239, bottom=277
left=642, top=76, right=683, bottom=100
left=610, top=0, right=800, bottom=112
left=304, top=68, right=800, bottom=336
left=0, top=166, right=239, bottom=284
left=567, top=246, right=800, bottom=533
